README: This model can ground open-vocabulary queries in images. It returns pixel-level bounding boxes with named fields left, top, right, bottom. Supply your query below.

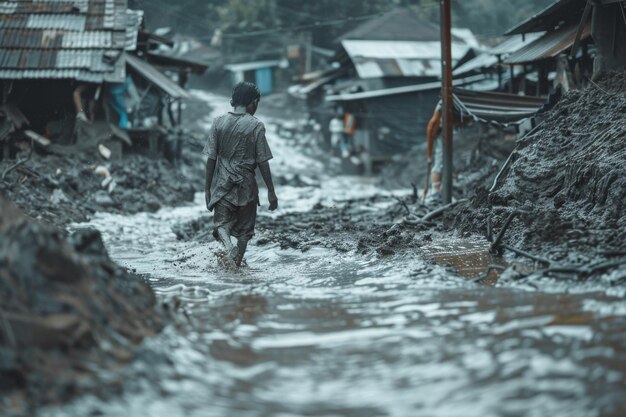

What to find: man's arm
left=259, top=161, right=278, bottom=211
left=205, top=157, right=216, bottom=211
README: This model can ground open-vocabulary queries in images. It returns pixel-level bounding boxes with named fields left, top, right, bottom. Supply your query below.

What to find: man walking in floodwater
left=203, top=82, right=278, bottom=266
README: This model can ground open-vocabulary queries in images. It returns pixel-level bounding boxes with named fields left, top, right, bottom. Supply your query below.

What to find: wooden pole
left=570, top=0, right=593, bottom=59
left=440, top=0, right=454, bottom=204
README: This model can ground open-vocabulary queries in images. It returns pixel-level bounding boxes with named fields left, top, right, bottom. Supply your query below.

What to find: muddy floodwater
left=51, top=190, right=626, bottom=417
left=46, top=94, right=626, bottom=417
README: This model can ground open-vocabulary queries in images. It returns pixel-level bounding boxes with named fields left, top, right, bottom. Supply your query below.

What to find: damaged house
left=290, top=9, right=483, bottom=173
left=453, top=0, right=626, bottom=96
left=0, top=0, right=206, bottom=162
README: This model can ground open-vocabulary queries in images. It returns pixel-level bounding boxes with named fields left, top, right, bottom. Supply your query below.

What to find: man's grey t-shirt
left=203, top=110, right=273, bottom=210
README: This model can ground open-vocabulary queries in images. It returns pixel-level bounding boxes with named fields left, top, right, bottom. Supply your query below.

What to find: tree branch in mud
left=395, top=197, right=411, bottom=215
left=1, top=138, right=34, bottom=181
left=502, top=244, right=552, bottom=266
left=472, top=264, right=507, bottom=283
left=421, top=199, right=468, bottom=222
left=490, top=212, right=517, bottom=255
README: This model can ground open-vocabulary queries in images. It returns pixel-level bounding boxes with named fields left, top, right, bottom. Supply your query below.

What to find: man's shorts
left=213, top=200, right=257, bottom=241
left=431, top=135, right=444, bottom=175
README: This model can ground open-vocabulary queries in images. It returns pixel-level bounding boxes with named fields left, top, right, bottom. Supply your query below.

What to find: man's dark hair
left=231, top=82, right=261, bottom=107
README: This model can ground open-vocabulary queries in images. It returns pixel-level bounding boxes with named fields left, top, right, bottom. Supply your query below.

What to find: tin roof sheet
left=489, top=32, right=545, bottom=56
left=126, top=53, right=188, bottom=99
left=341, top=40, right=470, bottom=79
left=326, top=74, right=486, bottom=102
left=503, top=22, right=591, bottom=64
left=452, top=53, right=498, bottom=76
left=0, top=0, right=139, bottom=81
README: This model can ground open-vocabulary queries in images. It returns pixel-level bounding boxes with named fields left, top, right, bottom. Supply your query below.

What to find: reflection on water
left=50, top=186, right=626, bottom=417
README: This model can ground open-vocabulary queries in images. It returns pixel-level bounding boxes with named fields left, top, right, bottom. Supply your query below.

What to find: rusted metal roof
left=489, top=32, right=545, bottom=56
left=0, top=0, right=140, bottom=82
left=503, top=22, right=591, bottom=64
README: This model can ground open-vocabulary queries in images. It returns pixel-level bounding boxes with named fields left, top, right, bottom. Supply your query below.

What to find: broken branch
left=421, top=198, right=468, bottom=222
left=502, top=244, right=552, bottom=266
left=490, top=211, right=517, bottom=254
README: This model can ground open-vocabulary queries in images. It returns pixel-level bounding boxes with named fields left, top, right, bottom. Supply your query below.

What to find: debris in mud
left=0, top=197, right=164, bottom=414
left=445, top=72, right=626, bottom=262
left=174, top=195, right=434, bottom=256
left=0, top=147, right=199, bottom=228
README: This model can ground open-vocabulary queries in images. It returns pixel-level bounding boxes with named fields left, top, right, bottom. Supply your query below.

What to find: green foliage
left=131, top=0, right=555, bottom=42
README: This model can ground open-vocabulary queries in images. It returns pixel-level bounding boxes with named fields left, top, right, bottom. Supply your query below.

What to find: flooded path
left=47, top=93, right=626, bottom=417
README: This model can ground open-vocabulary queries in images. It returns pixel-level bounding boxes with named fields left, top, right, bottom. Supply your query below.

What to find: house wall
left=362, top=89, right=439, bottom=159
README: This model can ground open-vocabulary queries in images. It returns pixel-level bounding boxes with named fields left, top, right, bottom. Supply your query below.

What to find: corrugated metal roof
left=0, top=0, right=139, bottom=82
left=27, top=14, right=87, bottom=31
left=451, top=28, right=482, bottom=49
left=453, top=53, right=498, bottom=76
left=489, top=32, right=545, bottom=56
left=224, top=59, right=285, bottom=72
left=126, top=53, right=189, bottom=99
left=503, top=23, right=591, bottom=64
left=125, top=9, right=142, bottom=51
left=326, top=74, right=486, bottom=102
left=341, top=40, right=470, bottom=79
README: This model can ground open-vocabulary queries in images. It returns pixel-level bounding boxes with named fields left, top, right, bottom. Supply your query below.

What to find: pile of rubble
left=0, top=143, right=199, bottom=228
left=0, top=197, right=164, bottom=414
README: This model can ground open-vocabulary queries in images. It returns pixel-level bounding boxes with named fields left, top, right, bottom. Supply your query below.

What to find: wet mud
left=445, top=73, right=626, bottom=266
left=0, top=197, right=164, bottom=415
left=0, top=152, right=198, bottom=228
left=174, top=195, right=430, bottom=256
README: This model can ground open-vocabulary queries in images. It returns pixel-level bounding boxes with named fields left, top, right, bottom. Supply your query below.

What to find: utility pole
left=440, top=0, right=454, bottom=204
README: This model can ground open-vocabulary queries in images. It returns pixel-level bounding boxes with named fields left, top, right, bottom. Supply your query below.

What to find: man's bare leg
left=216, top=226, right=237, bottom=258
left=431, top=172, right=442, bottom=193
left=233, top=239, right=249, bottom=266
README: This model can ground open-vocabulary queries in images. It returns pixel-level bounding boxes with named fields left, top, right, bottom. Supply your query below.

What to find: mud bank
left=445, top=73, right=626, bottom=260
left=0, top=150, right=200, bottom=228
left=0, top=197, right=164, bottom=415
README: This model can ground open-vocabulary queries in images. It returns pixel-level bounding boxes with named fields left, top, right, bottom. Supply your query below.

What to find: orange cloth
left=426, top=108, right=441, bottom=161
left=344, top=113, right=356, bottom=136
